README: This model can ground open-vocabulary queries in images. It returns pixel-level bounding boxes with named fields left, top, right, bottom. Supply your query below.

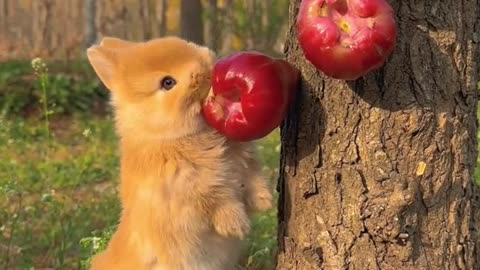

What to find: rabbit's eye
left=160, top=76, right=177, bottom=90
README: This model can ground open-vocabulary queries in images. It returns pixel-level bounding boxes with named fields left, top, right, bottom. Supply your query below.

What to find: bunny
left=86, top=36, right=273, bottom=270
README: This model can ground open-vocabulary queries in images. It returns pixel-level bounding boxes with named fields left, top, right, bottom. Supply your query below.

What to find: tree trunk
left=0, top=0, right=6, bottom=35
left=180, top=0, right=204, bottom=45
left=158, top=0, right=168, bottom=36
left=204, top=0, right=218, bottom=52
left=277, top=1, right=480, bottom=269
left=260, top=0, right=271, bottom=50
left=140, top=0, right=156, bottom=40
left=245, top=0, right=256, bottom=50
left=219, top=0, right=234, bottom=55
left=85, top=0, right=97, bottom=47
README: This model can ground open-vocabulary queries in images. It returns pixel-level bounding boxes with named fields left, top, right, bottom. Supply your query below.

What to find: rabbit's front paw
left=212, top=202, right=250, bottom=239
left=245, top=178, right=273, bottom=212
left=249, top=187, right=273, bottom=212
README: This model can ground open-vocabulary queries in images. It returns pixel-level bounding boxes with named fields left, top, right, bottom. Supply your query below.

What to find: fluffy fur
left=86, top=36, right=273, bottom=270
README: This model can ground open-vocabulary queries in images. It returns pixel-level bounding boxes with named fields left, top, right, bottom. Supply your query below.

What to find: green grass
left=0, top=60, right=109, bottom=117
left=0, top=115, right=121, bottom=269
left=0, top=114, right=280, bottom=270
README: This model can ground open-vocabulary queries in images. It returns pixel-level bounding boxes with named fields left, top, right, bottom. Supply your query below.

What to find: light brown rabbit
left=86, top=36, right=273, bottom=270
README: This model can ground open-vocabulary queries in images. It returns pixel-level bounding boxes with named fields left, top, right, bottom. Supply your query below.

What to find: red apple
left=202, top=52, right=300, bottom=142
left=297, top=0, right=397, bottom=80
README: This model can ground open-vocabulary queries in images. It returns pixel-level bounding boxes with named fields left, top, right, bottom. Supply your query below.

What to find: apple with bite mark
left=202, top=52, right=300, bottom=142
left=297, top=0, right=397, bottom=80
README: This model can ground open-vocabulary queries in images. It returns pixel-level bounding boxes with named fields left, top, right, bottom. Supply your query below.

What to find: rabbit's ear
left=100, top=37, right=135, bottom=49
left=87, top=45, right=118, bottom=91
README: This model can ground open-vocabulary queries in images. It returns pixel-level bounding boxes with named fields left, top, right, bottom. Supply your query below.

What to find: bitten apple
left=202, top=52, right=299, bottom=142
left=297, top=0, right=397, bottom=80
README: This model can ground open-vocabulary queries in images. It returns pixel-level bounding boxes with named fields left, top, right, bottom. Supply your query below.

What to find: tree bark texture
left=277, top=1, right=480, bottom=269
left=180, top=0, right=204, bottom=45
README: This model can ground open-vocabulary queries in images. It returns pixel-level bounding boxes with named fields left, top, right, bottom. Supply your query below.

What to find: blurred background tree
left=180, top=0, right=204, bottom=44
left=0, top=0, right=289, bottom=61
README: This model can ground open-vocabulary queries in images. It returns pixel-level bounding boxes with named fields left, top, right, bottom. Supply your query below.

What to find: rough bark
left=277, top=1, right=480, bottom=269
left=180, top=0, right=204, bottom=45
